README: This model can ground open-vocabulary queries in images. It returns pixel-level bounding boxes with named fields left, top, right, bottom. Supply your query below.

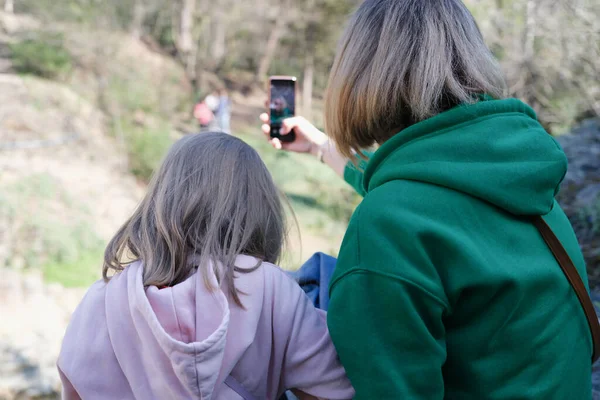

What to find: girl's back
left=57, top=132, right=353, bottom=399
left=59, top=256, right=352, bottom=399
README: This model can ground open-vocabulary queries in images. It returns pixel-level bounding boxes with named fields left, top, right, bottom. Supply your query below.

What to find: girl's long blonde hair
left=103, top=132, right=285, bottom=306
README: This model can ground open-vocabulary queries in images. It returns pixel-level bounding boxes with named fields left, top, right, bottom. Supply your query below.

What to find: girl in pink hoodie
left=58, top=132, right=354, bottom=400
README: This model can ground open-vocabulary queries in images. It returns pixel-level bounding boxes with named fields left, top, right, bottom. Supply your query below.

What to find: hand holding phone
left=269, top=76, right=297, bottom=143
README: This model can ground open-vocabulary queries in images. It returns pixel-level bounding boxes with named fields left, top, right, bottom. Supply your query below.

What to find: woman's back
left=440, top=194, right=590, bottom=398
left=327, top=99, right=592, bottom=399
left=59, top=255, right=353, bottom=399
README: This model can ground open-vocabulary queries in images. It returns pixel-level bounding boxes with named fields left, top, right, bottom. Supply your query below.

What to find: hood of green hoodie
left=363, top=98, right=567, bottom=216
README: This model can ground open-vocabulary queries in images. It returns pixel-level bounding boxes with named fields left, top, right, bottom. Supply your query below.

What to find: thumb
left=281, top=117, right=302, bottom=134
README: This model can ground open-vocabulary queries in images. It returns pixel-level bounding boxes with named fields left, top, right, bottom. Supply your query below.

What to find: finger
left=259, top=113, right=269, bottom=123
left=261, top=124, right=270, bottom=136
left=281, top=117, right=301, bottom=134
left=271, top=138, right=282, bottom=150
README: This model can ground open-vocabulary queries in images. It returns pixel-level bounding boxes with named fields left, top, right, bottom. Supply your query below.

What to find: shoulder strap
left=224, top=375, right=258, bottom=400
left=532, top=215, right=600, bottom=364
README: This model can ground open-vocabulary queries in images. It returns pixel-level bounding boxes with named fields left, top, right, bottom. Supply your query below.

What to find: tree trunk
left=178, top=0, right=197, bottom=77
left=302, top=52, right=314, bottom=120
left=256, top=7, right=287, bottom=81
left=210, top=7, right=226, bottom=68
left=514, top=0, right=537, bottom=104
left=131, top=0, right=145, bottom=39
left=171, top=1, right=179, bottom=50
left=523, top=0, right=537, bottom=61
left=302, top=8, right=317, bottom=120
left=179, top=0, right=196, bottom=53
left=4, top=0, right=14, bottom=13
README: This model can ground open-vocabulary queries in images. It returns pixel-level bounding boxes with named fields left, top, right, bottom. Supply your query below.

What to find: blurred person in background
left=204, top=89, right=220, bottom=115
left=216, top=88, right=232, bottom=134
left=193, top=97, right=214, bottom=131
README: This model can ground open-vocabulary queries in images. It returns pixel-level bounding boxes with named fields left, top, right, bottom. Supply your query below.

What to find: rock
left=560, top=120, right=600, bottom=396
left=0, top=268, right=85, bottom=400
left=556, top=118, right=600, bottom=289
left=591, top=291, right=600, bottom=397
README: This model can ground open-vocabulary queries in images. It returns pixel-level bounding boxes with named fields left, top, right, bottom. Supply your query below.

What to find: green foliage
left=119, top=120, right=173, bottom=181
left=102, top=76, right=183, bottom=181
left=17, top=0, right=135, bottom=28
left=107, top=77, right=158, bottom=115
left=90, top=37, right=189, bottom=182
left=156, top=25, right=176, bottom=49
left=0, top=174, right=104, bottom=286
left=9, top=34, right=73, bottom=79
left=547, top=95, right=582, bottom=135
left=17, top=0, right=90, bottom=23
left=264, top=0, right=354, bottom=93
left=44, top=248, right=104, bottom=287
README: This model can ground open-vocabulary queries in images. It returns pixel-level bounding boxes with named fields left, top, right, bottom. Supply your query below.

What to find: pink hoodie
left=58, top=255, right=354, bottom=400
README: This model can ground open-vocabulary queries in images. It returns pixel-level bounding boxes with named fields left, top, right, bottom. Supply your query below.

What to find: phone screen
left=270, top=78, right=296, bottom=142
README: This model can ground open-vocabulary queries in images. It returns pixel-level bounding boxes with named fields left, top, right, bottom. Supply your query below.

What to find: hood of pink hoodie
left=105, top=263, right=220, bottom=398
left=97, top=255, right=261, bottom=399
left=59, top=255, right=354, bottom=400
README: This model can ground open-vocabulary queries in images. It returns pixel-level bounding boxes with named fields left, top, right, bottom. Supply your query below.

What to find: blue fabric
left=216, top=96, right=230, bottom=115
left=281, top=253, right=337, bottom=400
left=286, top=252, right=337, bottom=311
left=216, top=96, right=231, bottom=134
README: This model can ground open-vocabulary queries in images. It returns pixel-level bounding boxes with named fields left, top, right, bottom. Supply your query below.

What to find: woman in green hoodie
left=260, top=0, right=594, bottom=398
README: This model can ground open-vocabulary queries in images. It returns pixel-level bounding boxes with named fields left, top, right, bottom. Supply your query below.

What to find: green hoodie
left=328, top=98, right=592, bottom=399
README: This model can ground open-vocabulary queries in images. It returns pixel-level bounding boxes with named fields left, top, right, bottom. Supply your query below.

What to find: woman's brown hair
left=103, top=132, right=285, bottom=306
left=325, top=0, right=507, bottom=159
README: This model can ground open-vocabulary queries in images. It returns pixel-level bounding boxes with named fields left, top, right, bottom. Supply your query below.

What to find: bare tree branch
left=4, top=0, right=14, bottom=13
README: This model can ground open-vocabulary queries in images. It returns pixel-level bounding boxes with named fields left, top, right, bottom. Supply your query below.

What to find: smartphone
left=268, top=76, right=297, bottom=143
